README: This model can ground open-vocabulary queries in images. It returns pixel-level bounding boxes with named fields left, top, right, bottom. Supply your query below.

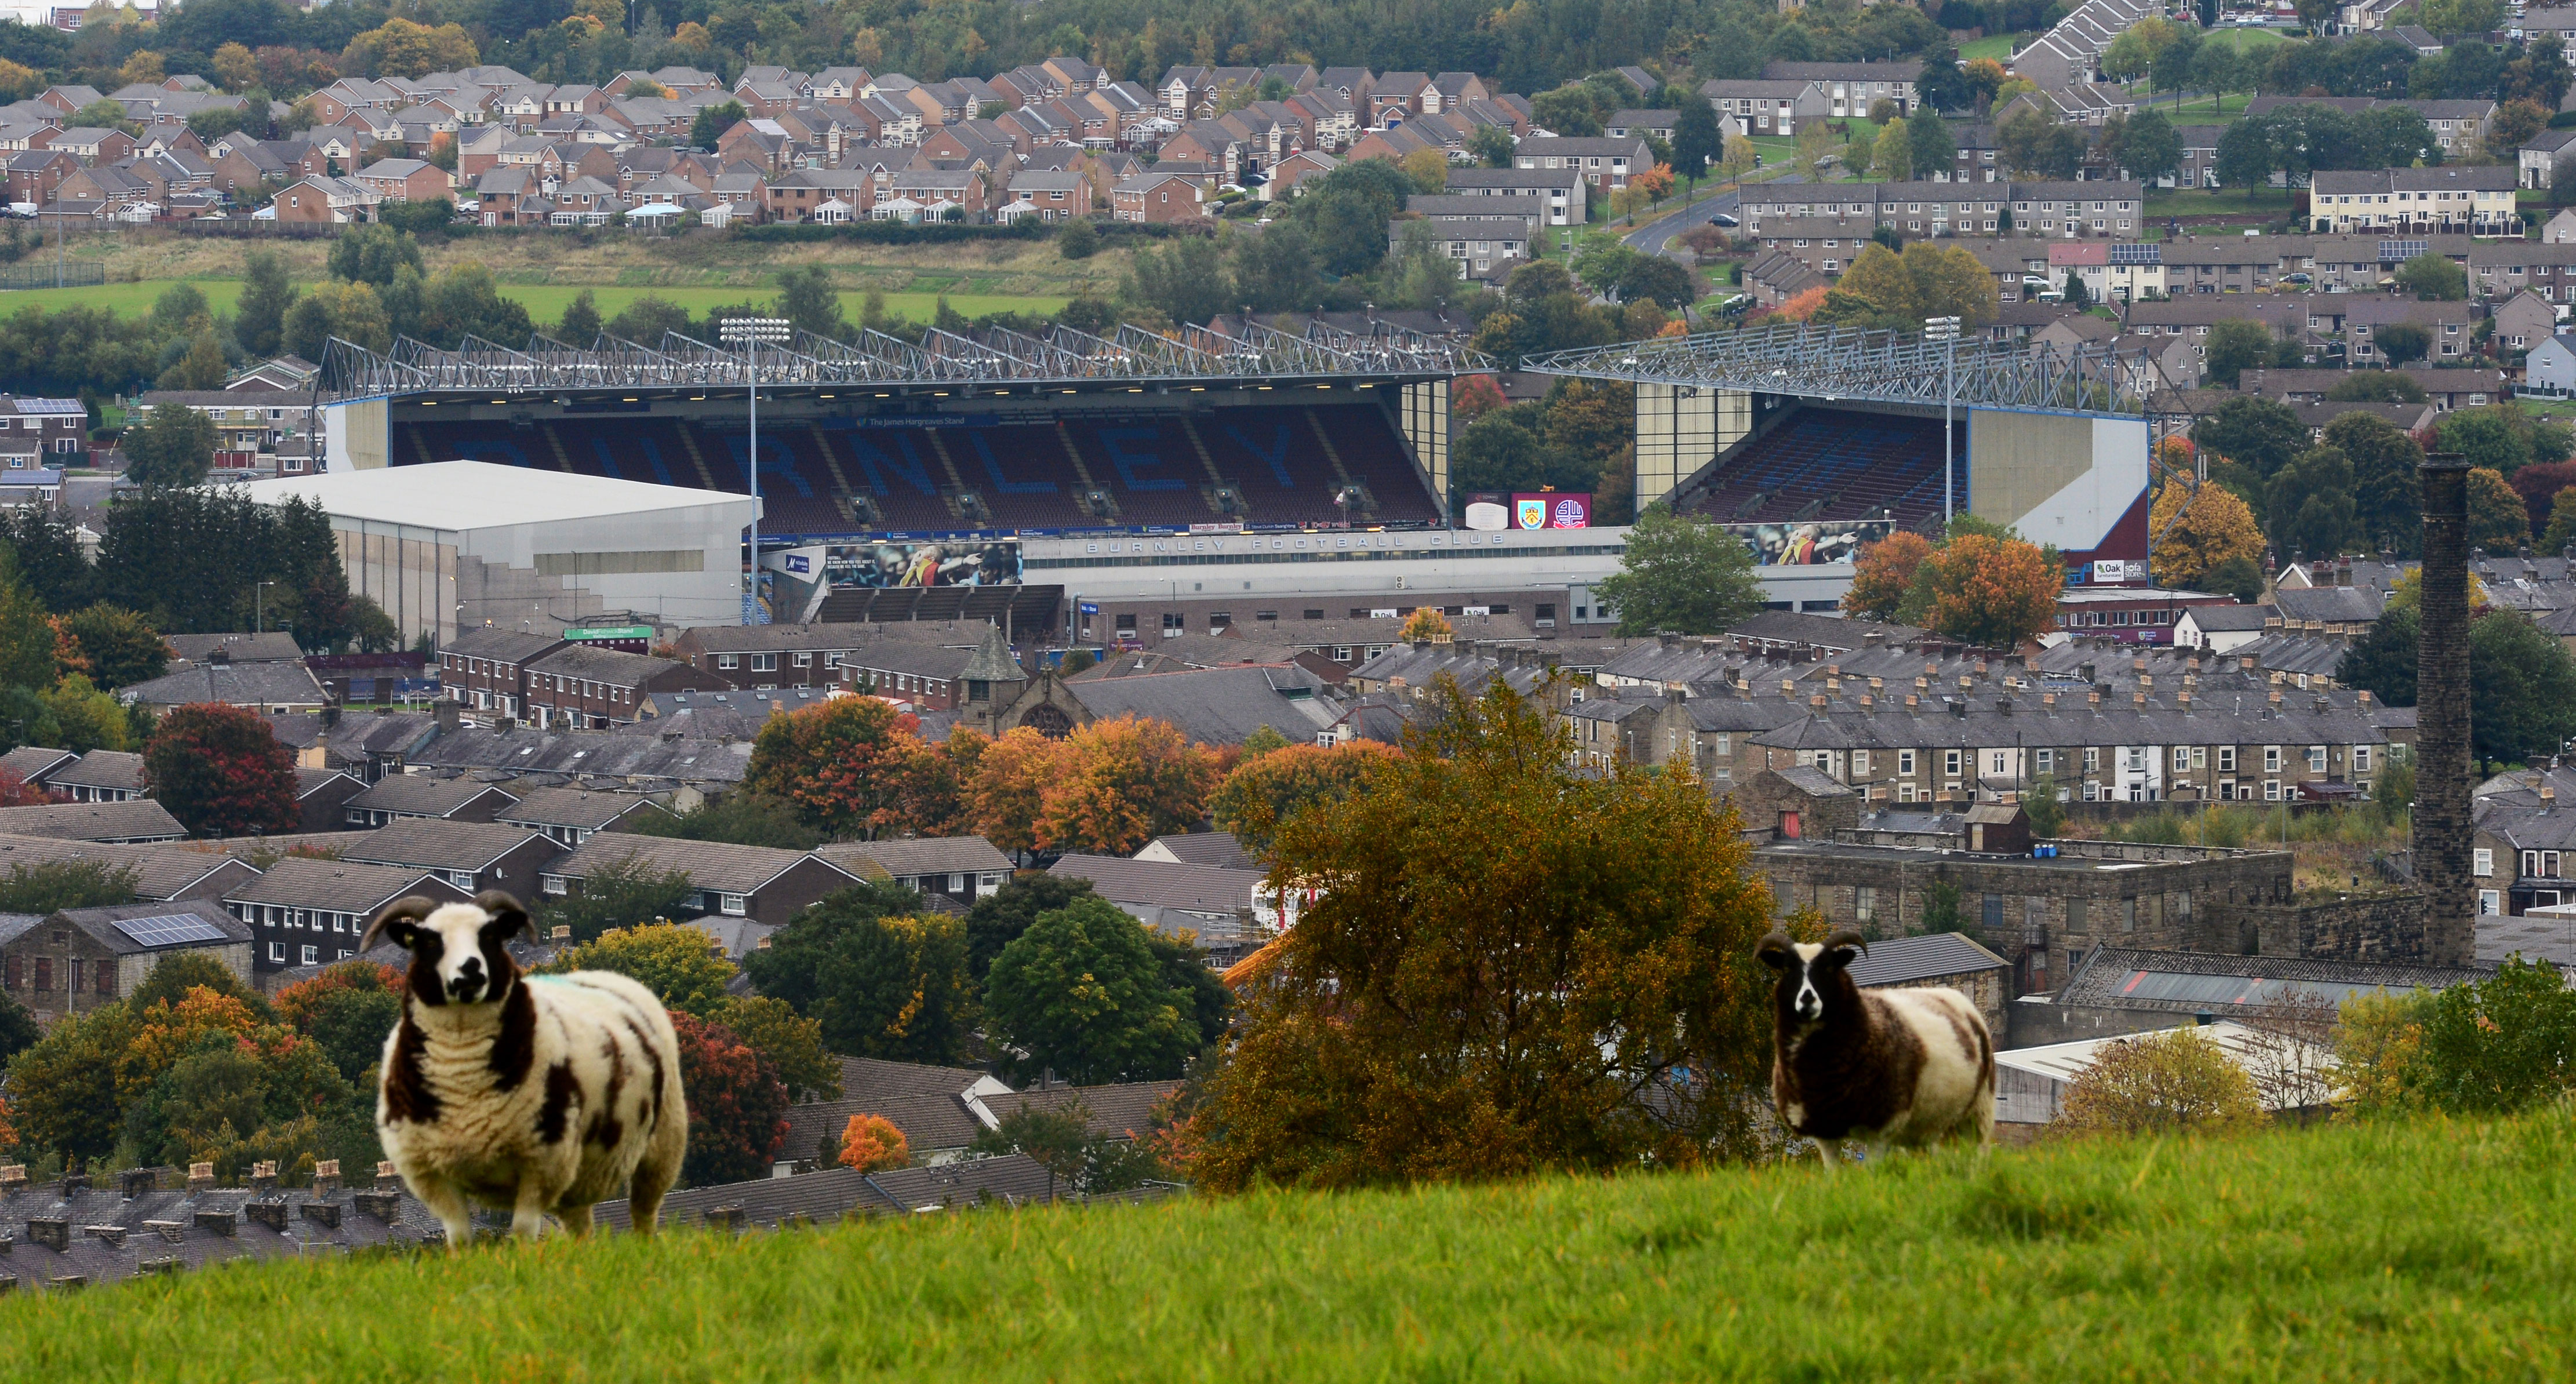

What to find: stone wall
left=2202, top=893, right=2428, bottom=964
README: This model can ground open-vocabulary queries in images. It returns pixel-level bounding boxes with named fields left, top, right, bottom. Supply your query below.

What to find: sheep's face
left=365, top=893, right=532, bottom=1008
left=1757, top=929, right=1865, bottom=1025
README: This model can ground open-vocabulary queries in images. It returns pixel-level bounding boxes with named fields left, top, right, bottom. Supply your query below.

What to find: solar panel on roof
left=2108, top=242, right=2160, bottom=265
left=2378, top=239, right=2428, bottom=262
left=8, top=399, right=83, bottom=414
left=112, top=913, right=230, bottom=948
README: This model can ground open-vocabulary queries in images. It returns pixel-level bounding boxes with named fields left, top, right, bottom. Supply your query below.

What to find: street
left=1622, top=173, right=1806, bottom=257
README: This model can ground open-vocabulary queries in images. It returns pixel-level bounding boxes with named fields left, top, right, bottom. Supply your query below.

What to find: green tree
left=158, top=330, right=230, bottom=392
left=61, top=603, right=168, bottom=689
left=2394, top=253, right=2468, bottom=301
left=0, top=859, right=139, bottom=915
left=47, top=676, right=128, bottom=753
left=2471, top=609, right=2576, bottom=763
left=3, top=1001, right=140, bottom=1162
left=2117, top=108, right=2182, bottom=183
left=984, top=896, right=1206, bottom=1085
left=963, top=873, right=1097, bottom=981
left=1056, top=218, right=1100, bottom=260
left=2374, top=322, right=2432, bottom=368
left=1870, top=118, right=1912, bottom=181
left=2208, top=553, right=2265, bottom=603
left=547, top=922, right=738, bottom=1017
left=125, top=403, right=218, bottom=489
left=2060, top=1028, right=2265, bottom=1135
left=2267, top=444, right=2362, bottom=560
left=2469, top=465, right=2532, bottom=551
left=2324, top=372, right=2426, bottom=403
left=0, top=990, right=37, bottom=1067
left=0, top=508, right=96, bottom=613
left=324, top=224, right=423, bottom=289
left=773, top=266, right=847, bottom=341
left=623, top=793, right=818, bottom=850
left=0, top=569, right=54, bottom=689
left=2338, top=604, right=2418, bottom=709
left=534, top=854, right=698, bottom=945
left=2440, top=409, right=2533, bottom=478
left=2202, top=318, right=2277, bottom=389
left=690, top=99, right=747, bottom=150
left=554, top=288, right=602, bottom=344
left=2541, top=487, right=2576, bottom=551
left=273, top=960, right=404, bottom=1084
left=1597, top=505, right=1766, bottom=636
left=1906, top=110, right=1955, bottom=182
left=749, top=887, right=974, bottom=1064
left=710, top=995, right=840, bottom=1103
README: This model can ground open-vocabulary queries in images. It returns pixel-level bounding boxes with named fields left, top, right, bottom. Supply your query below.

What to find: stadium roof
left=317, top=320, right=1484, bottom=402
left=1524, top=322, right=2152, bottom=417
left=241, top=461, right=755, bottom=530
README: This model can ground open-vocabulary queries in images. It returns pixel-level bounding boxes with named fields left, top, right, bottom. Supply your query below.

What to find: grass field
left=0, top=280, right=1071, bottom=326
left=2, top=1113, right=2568, bottom=1380
left=1959, top=34, right=2017, bottom=61
left=2144, top=185, right=2297, bottom=219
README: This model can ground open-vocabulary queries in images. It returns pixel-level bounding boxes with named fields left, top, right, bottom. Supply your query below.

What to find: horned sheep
left=366, top=892, right=687, bottom=1243
left=1756, top=928, right=1994, bottom=1166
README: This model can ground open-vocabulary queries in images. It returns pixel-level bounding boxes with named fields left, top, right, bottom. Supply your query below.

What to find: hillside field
left=1, top=1113, right=2567, bottom=1381
left=0, top=281, right=1071, bottom=327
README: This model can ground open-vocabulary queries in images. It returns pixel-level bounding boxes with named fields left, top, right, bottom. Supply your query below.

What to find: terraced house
left=1737, top=180, right=2143, bottom=239
left=2308, top=166, right=2517, bottom=236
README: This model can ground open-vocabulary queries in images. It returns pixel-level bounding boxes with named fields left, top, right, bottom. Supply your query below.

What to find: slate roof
left=0, top=1175, right=447, bottom=1294
left=0, top=746, right=80, bottom=784
left=223, top=856, right=450, bottom=912
left=1060, top=663, right=1337, bottom=746
left=548, top=833, right=861, bottom=895
left=409, top=726, right=754, bottom=786
left=117, top=662, right=329, bottom=706
left=340, top=817, right=559, bottom=874
left=1142, top=831, right=1258, bottom=869
left=1842, top=931, right=2009, bottom=988
left=345, top=775, right=518, bottom=818
left=443, top=628, right=565, bottom=663
left=986, top=1081, right=1180, bottom=1141
left=0, top=799, right=187, bottom=842
left=2181, top=604, right=2276, bottom=632
left=814, top=835, right=1013, bottom=879
left=589, top=1154, right=1143, bottom=1233
left=2272, top=586, right=2384, bottom=624
left=0, top=834, right=245, bottom=900
left=46, top=750, right=146, bottom=794
left=778, top=1091, right=989, bottom=1166
left=1048, top=854, right=1264, bottom=916
left=2059, top=945, right=2487, bottom=1014
left=494, top=786, right=668, bottom=831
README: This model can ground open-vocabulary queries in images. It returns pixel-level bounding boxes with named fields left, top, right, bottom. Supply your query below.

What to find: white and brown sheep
left=365, top=892, right=686, bottom=1243
left=1756, top=928, right=1993, bottom=1167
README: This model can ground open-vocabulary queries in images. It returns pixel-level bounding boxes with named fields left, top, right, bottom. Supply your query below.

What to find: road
left=1622, top=173, right=1806, bottom=257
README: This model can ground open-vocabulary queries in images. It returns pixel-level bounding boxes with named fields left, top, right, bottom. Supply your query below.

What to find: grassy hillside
left=0, top=281, right=1070, bottom=326
left=3, top=1113, right=2567, bottom=1381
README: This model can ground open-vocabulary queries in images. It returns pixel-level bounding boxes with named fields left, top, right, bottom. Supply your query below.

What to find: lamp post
left=719, top=315, right=792, bottom=625
left=256, top=580, right=276, bottom=634
left=1924, top=315, right=1960, bottom=527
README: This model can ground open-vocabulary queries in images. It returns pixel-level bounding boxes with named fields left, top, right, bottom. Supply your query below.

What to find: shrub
left=2058, top=1028, right=2265, bottom=1136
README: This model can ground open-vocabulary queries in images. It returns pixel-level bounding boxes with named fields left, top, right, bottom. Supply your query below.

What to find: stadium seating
left=392, top=402, right=1442, bottom=537
left=1676, top=407, right=1959, bottom=533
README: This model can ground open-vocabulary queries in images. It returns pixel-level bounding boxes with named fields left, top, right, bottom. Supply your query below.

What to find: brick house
left=342, top=817, right=567, bottom=897
left=541, top=835, right=873, bottom=928
left=222, top=858, right=473, bottom=974
left=0, top=901, right=253, bottom=1026
left=522, top=644, right=730, bottom=730
left=271, top=175, right=379, bottom=224
left=342, top=774, right=521, bottom=827
left=352, top=156, right=452, bottom=202
left=1111, top=171, right=1207, bottom=223
left=998, top=169, right=1091, bottom=220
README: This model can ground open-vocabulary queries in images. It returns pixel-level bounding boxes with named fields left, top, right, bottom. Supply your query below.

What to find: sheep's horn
left=362, top=895, right=441, bottom=952
left=1822, top=928, right=1869, bottom=956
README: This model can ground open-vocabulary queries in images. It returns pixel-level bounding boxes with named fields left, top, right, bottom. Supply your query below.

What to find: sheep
left=1756, top=928, right=1993, bottom=1169
left=364, top=891, right=687, bottom=1244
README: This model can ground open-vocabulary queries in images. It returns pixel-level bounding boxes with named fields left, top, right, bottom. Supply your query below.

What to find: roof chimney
left=2546, top=786, right=2559, bottom=805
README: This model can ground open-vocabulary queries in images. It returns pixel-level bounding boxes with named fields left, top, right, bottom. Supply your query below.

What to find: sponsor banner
left=2090, top=558, right=2143, bottom=584
left=1464, top=501, right=1510, bottom=531
left=1726, top=518, right=1893, bottom=566
left=821, top=538, right=1022, bottom=588
left=1515, top=493, right=1591, bottom=529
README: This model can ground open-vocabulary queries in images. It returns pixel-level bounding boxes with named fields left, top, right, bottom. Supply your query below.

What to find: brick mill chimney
left=2418, top=452, right=2475, bottom=967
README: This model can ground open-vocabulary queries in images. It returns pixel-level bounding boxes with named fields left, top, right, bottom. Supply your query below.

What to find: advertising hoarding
left=1727, top=518, right=1893, bottom=566
left=1514, top=493, right=1592, bottom=529
left=820, top=538, right=1023, bottom=588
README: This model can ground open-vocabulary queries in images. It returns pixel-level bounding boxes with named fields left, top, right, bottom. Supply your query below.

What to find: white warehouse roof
left=241, top=461, right=756, bottom=531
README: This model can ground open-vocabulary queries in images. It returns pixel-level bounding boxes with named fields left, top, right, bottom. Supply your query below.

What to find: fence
left=176, top=220, right=339, bottom=240
left=0, top=262, right=105, bottom=290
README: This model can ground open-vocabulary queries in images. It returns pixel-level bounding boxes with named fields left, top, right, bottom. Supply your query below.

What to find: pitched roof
left=0, top=834, right=246, bottom=900
left=222, top=855, right=454, bottom=912
left=0, top=799, right=187, bottom=842
left=345, top=775, right=519, bottom=818
left=494, top=786, right=668, bottom=831
left=814, top=835, right=1013, bottom=879
left=548, top=833, right=859, bottom=895
left=44, top=750, right=146, bottom=793
left=1842, top=931, right=2009, bottom=987
left=117, top=662, right=328, bottom=706
left=340, top=817, right=559, bottom=874
left=1141, top=831, right=1257, bottom=869
left=56, top=899, right=251, bottom=954
left=1058, top=663, right=1337, bottom=745
left=1047, top=854, right=1264, bottom=916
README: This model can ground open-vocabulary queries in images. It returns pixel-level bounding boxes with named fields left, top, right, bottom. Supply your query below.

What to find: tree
left=670, top=1011, right=788, bottom=1186
left=1846, top=530, right=1932, bottom=624
left=159, top=330, right=229, bottom=392
left=624, top=793, right=818, bottom=851
left=742, top=882, right=977, bottom=1064
left=2337, top=958, right=2576, bottom=1115
left=2422, top=0, right=2508, bottom=40
left=554, top=289, right=602, bottom=344
left=234, top=250, right=297, bottom=359
left=125, top=403, right=218, bottom=489
left=532, top=853, right=697, bottom=944
left=2541, top=487, right=2576, bottom=552
left=344, top=17, right=476, bottom=79
left=2471, top=609, right=2576, bottom=763
left=71, top=97, right=138, bottom=136
left=774, top=266, right=847, bottom=341
left=1398, top=607, right=1452, bottom=642
left=1669, top=101, right=1721, bottom=187
left=1907, top=110, right=1955, bottom=183
left=2469, top=465, right=2533, bottom=552
left=1869, top=118, right=1912, bottom=182
left=1399, top=146, right=1450, bottom=195
left=3, top=1001, right=139, bottom=1163
left=965, top=874, right=1097, bottom=979
left=143, top=702, right=299, bottom=837
left=1209, top=741, right=1400, bottom=854
left=2196, top=395, right=2308, bottom=486
left=2325, top=371, right=2426, bottom=403
left=2441, top=409, right=2533, bottom=479
left=61, top=603, right=166, bottom=689
left=2338, top=604, right=2418, bottom=709
left=0, top=570, right=52, bottom=690
left=1123, top=235, right=1232, bottom=326
left=1597, top=505, right=1766, bottom=636
left=1057, top=218, right=1100, bottom=260
left=1921, top=532, right=2065, bottom=649
left=2149, top=481, right=2265, bottom=590
left=272, top=960, right=403, bottom=1084
left=2267, top=445, right=2362, bottom=560
left=1198, top=677, right=1773, bottom=1190
left=2058, top=1028, right=2265, bottom=1135
left=2118, top=107, right=2182, bottom=184
left=710, top=996, right=839, bottom=1103
left=985, top=896, right=1207, bottom=1085
left=0, top=859, right=139, bottom=915
left=837, top=1112, right=909, bottom=1171
left=324, top=225, right=423, bottom=289
left=545, top=923, right=736, bottom=1019
left=2374, top=322, right=2432, bottom=368
left=2394, top=253, right=2468, bottom=302
left=744, top=695, right=922, bottom=839
left=2202, top=318, right=2277, bottom=389
left=1034, top=715, right=1225, bottom=856
left=49, top=676, right=128, bottom=754
left=966, top=727, right=1059, bottom=857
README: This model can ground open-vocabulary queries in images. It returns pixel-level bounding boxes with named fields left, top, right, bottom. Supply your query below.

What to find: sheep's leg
left=508, top=1174, right=555, bottom=1241
left=625, top=1107, right=685, bottom=1238
left=1814, top=1138, right=1839, bottom=1174
left=410, top=1172, right=475, bottom=1254
left=556, top=1203, right=595, bottom=1239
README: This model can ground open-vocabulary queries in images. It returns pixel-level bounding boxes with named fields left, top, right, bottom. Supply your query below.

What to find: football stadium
left=305, top=320, right=2155, bottom=638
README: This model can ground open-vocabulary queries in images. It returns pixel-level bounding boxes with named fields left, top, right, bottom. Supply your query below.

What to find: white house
left=2526, top=332, right=2576, bottom=396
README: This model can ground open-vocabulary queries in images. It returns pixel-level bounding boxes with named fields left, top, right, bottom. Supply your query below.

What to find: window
left=793, top=652, right=812, bottom=667
left=718, top=654, right=740, bottom=668
left=2265, top=780, right=2282, bottom=802
left=2036, top=748, right=2054, bottom=773
left=2264, top=746, right=2282, bottom=773
left=2173, top=746, right=2191, bottom=772
left=1945, top=749, right=1962, bottom=778
left=719, top=893, right=748, bottom=916
left=1899, top=749, right=1917, bottom=776
left=2480, top=889, right=2501, bottom=916
left=450, top=871, right=475, bottom=890
left=2475, top=848, right=2494, bottom=877
left=2085, top=747, right=2101, bottom=772
left=268, top=941, right=285, bottom=963
left=2123, top=898, right=2137, bottom=933
left=1983, top=893, right=2004, bottom=928
left=2308, top=746, right=2327, bottom=773
left=543, top=874, right=569, bottom=895
left=31, top=956, right=48, bottom=991
left=2219, top=746, right=2237, bottom=772
left=1854, top=886, right=1877, bottom=924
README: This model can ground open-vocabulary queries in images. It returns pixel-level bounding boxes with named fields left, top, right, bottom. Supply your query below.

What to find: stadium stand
left=1674, top=407, right=1959, bottom=533
left=394, top=402, right=1440, bottom=537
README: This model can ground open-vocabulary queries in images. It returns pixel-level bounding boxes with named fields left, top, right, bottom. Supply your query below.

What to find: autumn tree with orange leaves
left=1194, top=679, right=1776, bottom=1190
left=1209, top=741, right=1400, bottom=854
left=1844, top=530, right=1935, bottom=622
left=1034, top=715, right=1225, bottom=857
left=1922, top=531, right=2066, bottom=650
left=967, top=726, right=1058, bottom=855
left=837, top=1112, right=911, bottom=1171
left=744, top=695, right=924, bottom=839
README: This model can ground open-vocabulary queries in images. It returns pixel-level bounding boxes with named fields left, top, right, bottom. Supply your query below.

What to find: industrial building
left=242, top=462, right=759, bottom=645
